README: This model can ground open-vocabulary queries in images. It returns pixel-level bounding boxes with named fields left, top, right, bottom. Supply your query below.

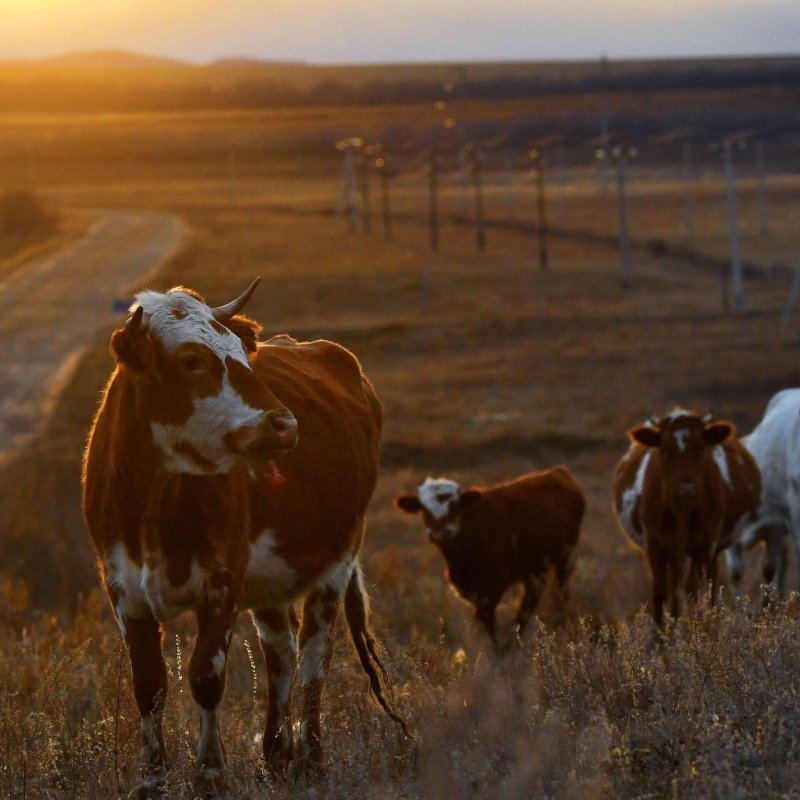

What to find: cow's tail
left=344, top=560, right=412, bottom=739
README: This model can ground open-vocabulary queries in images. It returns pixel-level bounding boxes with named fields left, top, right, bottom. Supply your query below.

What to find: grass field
left=2, top=96, right=800, bottom=797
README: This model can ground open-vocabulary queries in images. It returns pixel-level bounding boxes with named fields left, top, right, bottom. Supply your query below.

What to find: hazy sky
left=2, top=0, right=798, bottom=63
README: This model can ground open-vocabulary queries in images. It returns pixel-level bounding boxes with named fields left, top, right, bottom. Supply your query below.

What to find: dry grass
left=3, top=592, right=800, bottom=799
left=2, top=106, right=800, bottom=796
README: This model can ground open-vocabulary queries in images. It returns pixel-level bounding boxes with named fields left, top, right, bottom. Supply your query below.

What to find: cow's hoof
left=291, top=756, right=325, bottom=786
left=261, top=735, right=293, bottom=779
left=260, top=754, right=292, bottom=781
left=127, top=777, right=168, bottom=800
left=193, top=767, right=230, bottom=800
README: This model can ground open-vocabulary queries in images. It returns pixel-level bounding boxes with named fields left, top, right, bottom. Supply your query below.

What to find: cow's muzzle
left=227, top=409, right=298, bottom=457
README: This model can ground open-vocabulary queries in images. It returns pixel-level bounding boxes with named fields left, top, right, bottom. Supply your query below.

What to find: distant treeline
left=1, top=62, right=800, bottom=113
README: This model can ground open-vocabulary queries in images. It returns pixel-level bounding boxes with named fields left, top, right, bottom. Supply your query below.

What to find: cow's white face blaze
left=124, top=285, right=297, bottom=475
left=417, top=477, right=462, bottom=541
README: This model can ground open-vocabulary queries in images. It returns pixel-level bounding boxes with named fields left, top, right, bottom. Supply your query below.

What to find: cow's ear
left=629, top=425, right=661, bottom=448
left=459, top=489, right=482, bottom=508
left=394, top=494, right=423, bottom=514
left=226, top=314, right=262, bottom=353
left=110, top=307, right=151, bottom=373
left=704, top=421, right=733, bottom=446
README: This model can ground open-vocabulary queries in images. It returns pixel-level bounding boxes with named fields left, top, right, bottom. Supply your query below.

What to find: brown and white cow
left=613, top=408, right=761, bottom=626
left=83, top=280, right=405, bottom=799
left=394, top=467, right=585, bottom=644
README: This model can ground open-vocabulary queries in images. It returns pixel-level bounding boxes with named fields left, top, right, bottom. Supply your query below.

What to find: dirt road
left=0, top=209, right=186, bottom=464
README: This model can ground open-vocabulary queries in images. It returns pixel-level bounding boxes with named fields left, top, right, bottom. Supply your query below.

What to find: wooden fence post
left=756, top=139, right=768, bottom=237
left=531, top=149, right=549, bottom=271
left=682, top=140, right=694, bottom=235
left=467, top=143, right=487, bottom=252
left=504, top=148, right=515, bottom=220
left=357, top=144, right=372, bottom=234
left=555, top=137, right=567, bottom=222
left=782, top=261, right=800, bottom=325
left=376, top=151, right=393, bottom=242
left=428, top=141, right=439, bottom=251
left=614, top=147, right=633, bottom=292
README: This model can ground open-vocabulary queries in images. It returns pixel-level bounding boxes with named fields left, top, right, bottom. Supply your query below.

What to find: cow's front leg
left=113, top=605, right=169, bottom=799
left=685, top=553, right=704, bottom=601
left=648, top=548, right=668, bottom=627
left=668, top=557, right=684, bottom=621
left=474, top=595, right=499, bottom=646
left=296, top=570, right=349, bottom=777
left=189, top=589, right=238, bottom=796
left=253, top=605, right=299, bottom=776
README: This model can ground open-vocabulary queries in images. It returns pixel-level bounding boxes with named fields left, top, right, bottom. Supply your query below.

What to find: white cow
left=725, top=388, right=800, bottom=600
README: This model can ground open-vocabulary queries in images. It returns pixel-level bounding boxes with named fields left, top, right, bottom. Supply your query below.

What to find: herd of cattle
left=79, top=280, right=798, bottom=797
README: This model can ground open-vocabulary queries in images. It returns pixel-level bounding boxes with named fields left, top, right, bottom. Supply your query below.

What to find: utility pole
left=723, top=139, right=745, bottom=312
left=335, top=138, right=360, bottom=230
left=598, top=55, right=611, bottom=193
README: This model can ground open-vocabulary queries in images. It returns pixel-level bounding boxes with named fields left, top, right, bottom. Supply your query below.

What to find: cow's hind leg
left=515, top=574, right=543, bottom=637
left=253, top=605, right=299, bottom=776
left=188, top=588, right=238, bottom=796
left=724, top=542, right=745, bottom=596
left=296, top=559, right=352, bottom=777
left=114, top=610, right=169, bottom=799
left=762, top=524, right=789, bottom=606
left=554, top=545, right=577, bottom=606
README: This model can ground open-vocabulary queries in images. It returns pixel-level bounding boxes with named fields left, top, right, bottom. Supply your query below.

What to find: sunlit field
left=2, top=88, right=800, bottom=797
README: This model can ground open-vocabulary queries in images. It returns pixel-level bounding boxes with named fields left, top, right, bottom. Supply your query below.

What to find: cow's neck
left=108, top=371, right=173, bottom=497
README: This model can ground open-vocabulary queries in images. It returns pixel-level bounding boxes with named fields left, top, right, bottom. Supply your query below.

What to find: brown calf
left=613, top=408, right=761, bottom=625
left=83, top=281, right=404, bottom=798
left=394, top=467, right=585, bottom=644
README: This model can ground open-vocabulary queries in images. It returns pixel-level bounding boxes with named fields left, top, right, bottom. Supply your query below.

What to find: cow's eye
left=436, top=493, right=451, bottom=503
left=180, top=353, right=202, bottom=371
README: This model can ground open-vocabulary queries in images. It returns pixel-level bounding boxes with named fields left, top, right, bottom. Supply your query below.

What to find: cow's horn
left=702, top=411, right=715, bottom=424
left=647, top=415, right=659, bottom=426
left=211, top=277, right=261, bottom=322
left=126, top=305, right=144, bottom=333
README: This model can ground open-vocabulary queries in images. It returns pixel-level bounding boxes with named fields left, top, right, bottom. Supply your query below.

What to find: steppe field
left=2, top=82, right=800, bottom=798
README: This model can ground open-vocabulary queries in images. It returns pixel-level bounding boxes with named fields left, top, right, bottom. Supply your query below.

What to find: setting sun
left=0, top=0, right=797, bottom=62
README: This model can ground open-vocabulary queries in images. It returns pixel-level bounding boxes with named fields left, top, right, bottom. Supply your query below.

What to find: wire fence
left=333, top=125, right=798, bottom=315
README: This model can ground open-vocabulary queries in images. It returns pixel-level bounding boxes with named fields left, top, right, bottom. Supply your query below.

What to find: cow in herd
left=82, top=280, right=406, bottom=798
left=80, top=277, right=800, bottom=796
left=393, top=467, right=585, bottom=644
left=724, top=389, right=800, bottom=600
left=613, top=408, right=761, bottom=624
